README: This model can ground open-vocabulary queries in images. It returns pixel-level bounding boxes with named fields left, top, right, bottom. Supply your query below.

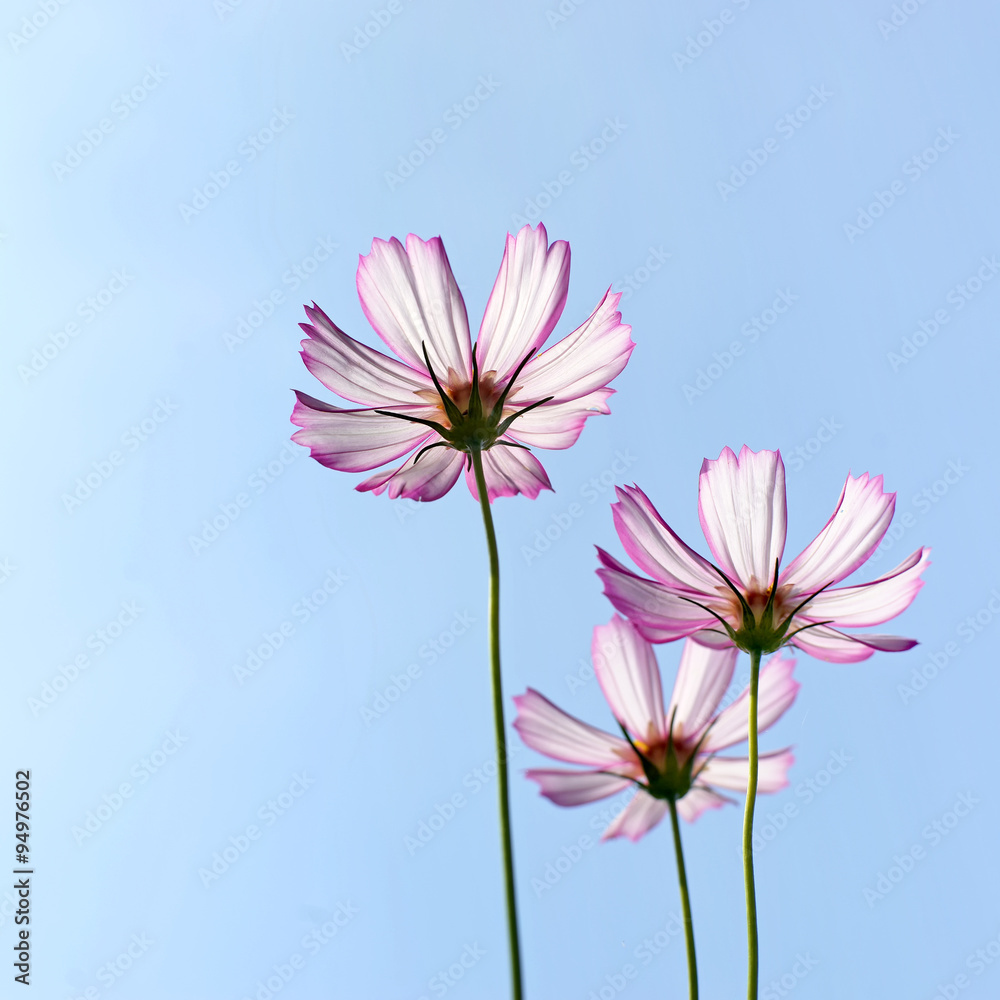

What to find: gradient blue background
left=2, top=1, right=998, bottom=997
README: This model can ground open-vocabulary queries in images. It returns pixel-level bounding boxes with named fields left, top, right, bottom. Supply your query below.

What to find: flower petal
left=698, top=446, right=787, bottom=590
left=597, top=549, right=722, bottom=643
left=356, top=234, right=472, bottom=378
left=696, top=749, right=794, bottom=795
left=666, top=639, right=738, bottom=745
left=514, top=288, right=634, bottom=404
left=476, top=224, right=570, bottom=382
left=676, top=785, right=731, bottom=823
left=780, top=472, right=896, bottom=592
left=788, top=623, right=916, bottom=663
left=801, top=547, right=930, bottom=628
left=601, top=790, right=668, bottom=841
left=592, top=617, right=667, bottom=743
left=504, top=389, right=613, bottom=450
left=512, top=688, right=630, bottom=766
left=700, top=652, right=799, bottom=752
left=355, top=444, right=465, bottom=501
left=525, top=768, right=632, bottom=807
left=611, top=484, right=727, bottom=595
left=465, top=444, right=552, bottom=502
left=290, top=392, right=431, bottom=472
left=298, top=302, right=433, bottom=406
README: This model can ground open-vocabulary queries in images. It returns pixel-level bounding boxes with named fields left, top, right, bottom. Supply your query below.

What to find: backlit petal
left=801, top=547, right=930, bottom=627
left=780, top=472, right=895, bottom=592
left=601, top=790, right=669, bottom=841
left=290, top=392, right=430, bottom=472
left=356, top=445, right=464, bottom=501
left=515, top=288, right=634, bottom=404
left=696, top=749, right=794, bottom=794
left=666, top=639, right=738, bottom=745
left=526, top=768, right=632, bottom=807
left=597, top=549, right=721, bottom=642
left=700, top=652, right=799, bottom=752
left=788, top=623, right=916, bottom=663
left=698, top=446, right=787, bottom=590
left=676, top=785, right=731, bottom=822
left=465, top=444, right=552, bottom=502
left=476, top=224, right=570, bottom=382
left=513, top=688, right=630, bottom=766
left=505, top=389, right=613, bottom=450
left=592, top=617, right=667, bottom=743
left=298, top=302, right=432, bottom=406
left=611, top=484, right=725, bottom=595
left=356, top=234, right=472, bottom=378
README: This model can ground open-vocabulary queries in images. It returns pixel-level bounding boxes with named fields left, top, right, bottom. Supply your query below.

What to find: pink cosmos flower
left=514, top=617, right=798, bottom=841
left=291, top=225, right=634, bottom=502
left=597, top=446, right=930, bottom=663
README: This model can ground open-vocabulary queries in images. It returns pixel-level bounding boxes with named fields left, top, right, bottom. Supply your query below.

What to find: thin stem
left=668, top=798, right=699, bottom=1000
left=470, top=448, right=523, bottom=1000
left=743, top=649, right=762, bottom=1000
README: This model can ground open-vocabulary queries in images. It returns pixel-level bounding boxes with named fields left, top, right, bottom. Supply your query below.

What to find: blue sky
left=2, top=1, right=999, bottom=997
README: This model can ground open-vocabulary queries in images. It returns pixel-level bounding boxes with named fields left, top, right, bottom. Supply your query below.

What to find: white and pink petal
left=465, top=443, right=552, bottom=502
left=514, top=289, right=634, bottom=404
left=780, top=472, right=896, bottom=593
left=676, top=785, right=731, bottom=823
left=800, top=547, right=930, bottom=628
left=597, top=549, right=723, bottom=642
left=600, top=790, right=669, bottom=842
left=512, top=688, right=630, bottom=766
left=591, top=617, right=667, bottom=743
left=698, top=446, right=787, bottom=591
left=298, top=303, right=433, bottom=406
left=356, top=234, right=473, bottom=379
left=700, top=651, right=799, bottom=752
left=291, top=393, right=431, bottom=472
left=666, top=639, right=738, bottom=745
left=476, top=224, right=570, bottom=382
left=504, top=389, right=613, bottom=450
left=354, top=444, right=465, bottom=501
left=787, top=623, right=916, bottom=663
left=611, top=485, right=728, bottom=595
left=696, top=749, right=794, bottom=795
left=525, top=768, right=632, bottom=807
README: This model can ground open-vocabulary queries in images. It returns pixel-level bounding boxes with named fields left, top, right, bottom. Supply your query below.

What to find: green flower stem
left=471, top=448, right=523, bottom=1000
left=668, top=798, right=698, bottom=1000
left=742, top=648, right=762, bottom=1000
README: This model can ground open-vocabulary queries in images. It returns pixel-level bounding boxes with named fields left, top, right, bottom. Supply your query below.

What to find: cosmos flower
left=597, top=446, right=930, bottom=663
left=291, top=224, right=633, bottom=502
left=514, top=617, right=798, bottom=841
